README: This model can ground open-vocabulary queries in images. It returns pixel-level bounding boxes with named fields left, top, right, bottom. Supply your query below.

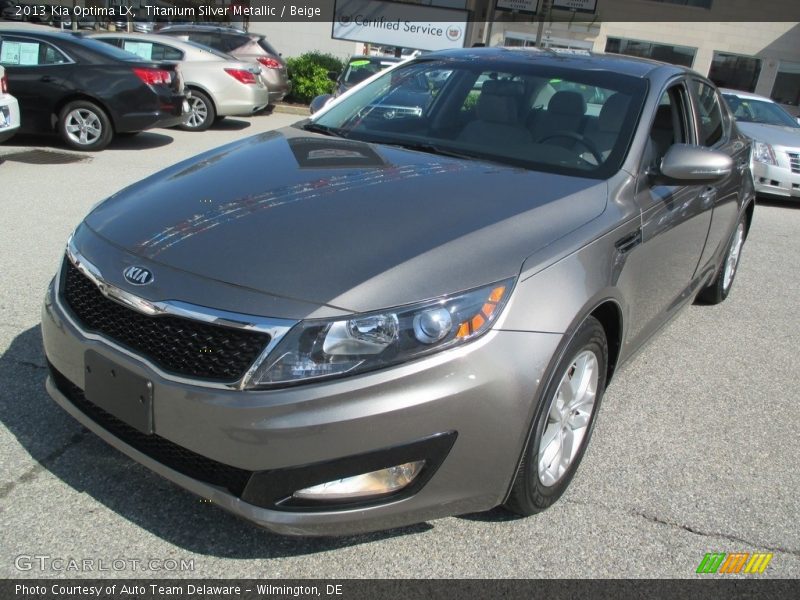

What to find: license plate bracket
left=84, top=350, right=153, bottom=435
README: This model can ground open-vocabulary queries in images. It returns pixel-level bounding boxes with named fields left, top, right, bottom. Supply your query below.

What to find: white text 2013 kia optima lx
left=42, top=48, right=754, bottom=536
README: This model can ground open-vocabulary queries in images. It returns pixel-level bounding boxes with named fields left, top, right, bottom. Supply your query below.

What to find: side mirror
left=309, top=94, right=333, bottom=115
left=327, top=71, right=339, bottom=82
left=658, top=144, right=733, bottom=184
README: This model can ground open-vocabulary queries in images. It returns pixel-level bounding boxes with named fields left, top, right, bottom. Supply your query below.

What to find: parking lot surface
left=0, top=114, right=798, bottom=578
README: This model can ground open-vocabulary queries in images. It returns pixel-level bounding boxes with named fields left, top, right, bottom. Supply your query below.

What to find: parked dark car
left=0, top=1, right=23, bottom=22
left=0, top=30, right=186, bottom=150
left=158, top=24, right=290, bottom=103
left=43, top=48, right=754, bottom=535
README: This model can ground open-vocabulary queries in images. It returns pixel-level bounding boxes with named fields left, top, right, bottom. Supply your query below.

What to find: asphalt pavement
left=0, top=113, right=798, bottom=579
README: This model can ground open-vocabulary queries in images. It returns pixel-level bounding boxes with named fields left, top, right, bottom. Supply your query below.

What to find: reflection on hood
left=134, top=161, right=467, bottom=259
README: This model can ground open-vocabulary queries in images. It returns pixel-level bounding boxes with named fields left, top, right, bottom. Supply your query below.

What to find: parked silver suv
left=158, top=25, right=290, bottom=104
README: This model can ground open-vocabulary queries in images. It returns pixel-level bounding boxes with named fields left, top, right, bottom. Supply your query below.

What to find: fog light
left=292, top=461, right=425, bottom=501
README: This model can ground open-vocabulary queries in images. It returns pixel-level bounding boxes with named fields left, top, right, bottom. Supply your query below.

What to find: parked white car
left=0, top=64, right=20, bottom=143
left=92, top=33, right=269, bottom=131
left=721, top=88, right=800, bottom=201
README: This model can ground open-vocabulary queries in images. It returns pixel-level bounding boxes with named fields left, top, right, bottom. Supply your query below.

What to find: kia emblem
left=123, top=265, right=154, bottom=286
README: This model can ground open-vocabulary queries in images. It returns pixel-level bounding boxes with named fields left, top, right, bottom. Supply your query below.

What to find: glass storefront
left=708, top=52, right=762, bottom=93
left=605, top=37, right=696, bottom=68
left=771, top=61, right=800, bottom=109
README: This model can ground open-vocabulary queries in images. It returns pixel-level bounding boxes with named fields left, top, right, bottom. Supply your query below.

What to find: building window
left=642, top=0, right=712, bottom=7
left=771, top=61, right=800, bottom=108
left=605, top=38, right=696, bottom=68
left=708, top=52, right=762, bottom=93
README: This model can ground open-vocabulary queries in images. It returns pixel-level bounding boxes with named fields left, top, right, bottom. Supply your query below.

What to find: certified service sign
left=333, top=0, right=469, bottom=51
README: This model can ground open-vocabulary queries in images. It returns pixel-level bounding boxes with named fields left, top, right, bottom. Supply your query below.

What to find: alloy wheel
left=64, top=109, right=102, bottom=146
left=723, top=221, right=745, bottom=291
left=538, top=350, right=599, bottom=487
left=186, top=96, right=208, bottom=129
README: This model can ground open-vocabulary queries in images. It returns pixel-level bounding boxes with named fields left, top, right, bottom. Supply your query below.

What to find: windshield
left=723, top=95, right=800, bottom=128
left=310, top=58, right=648, bottom=178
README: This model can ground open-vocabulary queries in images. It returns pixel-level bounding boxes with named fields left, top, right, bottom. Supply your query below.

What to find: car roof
left=160, top=24, right=250, bottom=36
left=719, top=88, right=775, bottom=103
left=93, top=32, right=202, bottom=51
left=0, top=28, right=90, bottom=44
left=426, top=47, right=685, bottom=78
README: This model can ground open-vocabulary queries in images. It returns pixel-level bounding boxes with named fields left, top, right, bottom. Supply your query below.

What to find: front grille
left=60, top=259, right=270, bottom=382
left=49, top=364, right=253, bottom=496
left=788, top=151, right=800, bottom=174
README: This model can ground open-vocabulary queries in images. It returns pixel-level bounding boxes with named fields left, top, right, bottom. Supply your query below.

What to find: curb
left=271, top=103, right=310, bottom=116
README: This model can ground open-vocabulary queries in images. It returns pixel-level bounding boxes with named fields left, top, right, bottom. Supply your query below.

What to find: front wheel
left=58, top=100, right=113, bottom=151
left=504, top=316, right=608, bottom=515
left=696, top=216, right=747, bottom=305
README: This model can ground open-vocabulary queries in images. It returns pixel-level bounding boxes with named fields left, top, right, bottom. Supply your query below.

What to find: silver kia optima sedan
left=42, top=48, right=754, bottom=536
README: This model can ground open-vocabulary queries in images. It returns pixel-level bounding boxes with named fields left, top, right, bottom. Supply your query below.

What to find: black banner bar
left=3, top=579, right=800, bottom=600
left=6, top=0, right=800, bottom=23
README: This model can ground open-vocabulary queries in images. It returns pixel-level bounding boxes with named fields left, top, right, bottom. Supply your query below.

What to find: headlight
left=249, top=278, right=514, bottom=387
left=752, top=141, right=777, bottom=165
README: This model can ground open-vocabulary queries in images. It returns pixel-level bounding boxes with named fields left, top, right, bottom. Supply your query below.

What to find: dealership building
left=243, top=0, right=800, bottom=114
left=68, top=0, right=799, bottom=112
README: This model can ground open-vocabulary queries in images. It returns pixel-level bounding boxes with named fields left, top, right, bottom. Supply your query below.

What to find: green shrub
left=286, top=52, right=345, bottom=104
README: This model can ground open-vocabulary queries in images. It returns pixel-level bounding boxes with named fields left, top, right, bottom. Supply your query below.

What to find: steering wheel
left=536, top=131, right=603, bottom=165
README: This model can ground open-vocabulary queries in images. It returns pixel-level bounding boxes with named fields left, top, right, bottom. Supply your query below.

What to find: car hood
left=736, top=122, right=800, bottom=147
left=84, top=127, right=607, bottom=318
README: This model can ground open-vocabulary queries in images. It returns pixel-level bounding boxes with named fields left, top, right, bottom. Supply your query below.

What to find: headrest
left=598, top=93, right=630, bottom=132
left=476, top=80, right=523, bottom=124
left=548, top=91, right=586, bottom=116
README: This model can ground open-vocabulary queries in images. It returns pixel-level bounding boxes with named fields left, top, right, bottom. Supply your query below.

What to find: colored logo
left=696, top=552, right=773, bottom=574
left=446, top=25, right=463, bottom=42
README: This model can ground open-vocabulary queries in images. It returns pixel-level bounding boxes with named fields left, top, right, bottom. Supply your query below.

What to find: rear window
left=257, top=38, right=279, bottom=56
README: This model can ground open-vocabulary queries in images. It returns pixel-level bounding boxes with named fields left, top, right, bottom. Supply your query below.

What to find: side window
left=151, top=43, right=183, bottom=62
left=694, top=81, right=724, bottom=147
left=42, top=45, right=69, bottom=65
left=122, top=41, right=155, bottom=61
left=646, top=84, right=691, bottom=168
left=0, top=38, right=68, bottom=66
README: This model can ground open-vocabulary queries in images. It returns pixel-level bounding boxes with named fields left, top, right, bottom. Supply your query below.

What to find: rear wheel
left=180, top=90, right=215, bottom=131
left=58, top=100, right=113, bottom=151
left=696, top=216, right=746, bottom=305
left=504, top=316, right=608, bottom=515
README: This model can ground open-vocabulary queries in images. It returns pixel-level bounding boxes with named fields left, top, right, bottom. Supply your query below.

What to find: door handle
left=40, top=75, right=55, bottom=83
left=700, top=186, right=717, bottom=207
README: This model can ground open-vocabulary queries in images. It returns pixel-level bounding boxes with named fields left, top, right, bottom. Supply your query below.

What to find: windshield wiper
left=302, top=122, right=347, bottom=138
left=385, top=140, right=475, bottom=160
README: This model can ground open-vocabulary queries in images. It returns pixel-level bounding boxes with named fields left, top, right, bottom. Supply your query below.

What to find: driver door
left=625, top=80, right=713, bottom=351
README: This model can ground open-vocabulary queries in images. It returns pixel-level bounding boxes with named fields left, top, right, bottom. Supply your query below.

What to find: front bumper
left=752, top=156, right=800, bottom=199
left=42, top=274, right=560, bottom=536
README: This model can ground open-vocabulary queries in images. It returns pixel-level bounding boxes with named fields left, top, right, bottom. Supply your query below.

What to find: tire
left=696, top=216, right=747, bottom=305
left=58, top=100, right=113, bottom=151
left=180, top=90, right=215, bottom=131
left=504, top=316, right=608, bottom=515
